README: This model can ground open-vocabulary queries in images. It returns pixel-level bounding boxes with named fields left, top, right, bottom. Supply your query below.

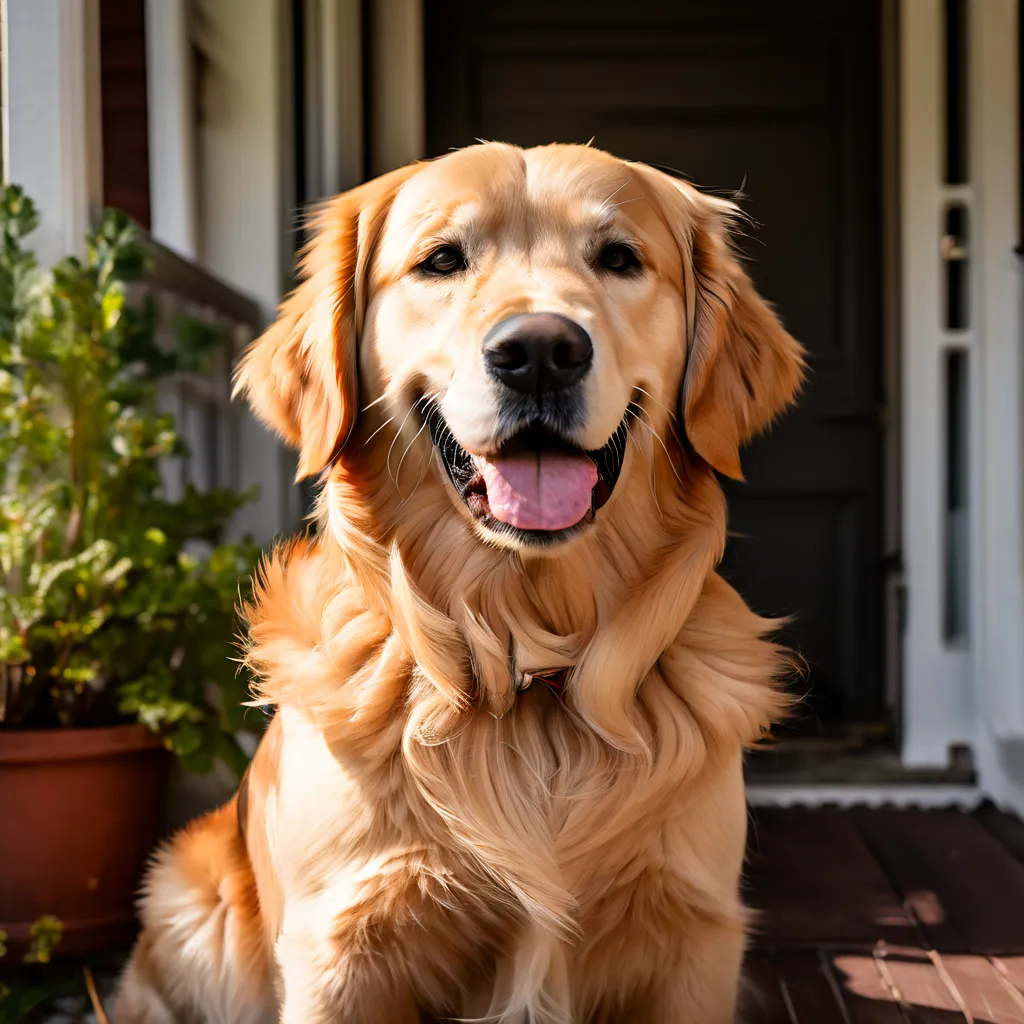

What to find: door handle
left=940, top=233, right=968, bottom=261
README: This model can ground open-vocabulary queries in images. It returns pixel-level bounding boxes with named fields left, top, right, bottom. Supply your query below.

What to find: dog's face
left=236, top=144, right=803, bottom=554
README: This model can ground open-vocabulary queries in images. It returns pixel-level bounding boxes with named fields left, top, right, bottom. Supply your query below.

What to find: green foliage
left=0, top=916, right=70, bottom=1022
left=0, top=968, right=82, bottom=1024
left=0, top=185, right=261, bottom=772
left=22, top=918, right=61, bottom=966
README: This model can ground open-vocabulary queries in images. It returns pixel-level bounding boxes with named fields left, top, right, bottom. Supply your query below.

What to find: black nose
left=482, top=313, right=593, bottom=393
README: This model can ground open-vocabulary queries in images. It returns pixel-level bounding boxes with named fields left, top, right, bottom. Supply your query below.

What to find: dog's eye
left=420, top=245, right=467, bottom=276
left=598, top=242, right=641, bottom=275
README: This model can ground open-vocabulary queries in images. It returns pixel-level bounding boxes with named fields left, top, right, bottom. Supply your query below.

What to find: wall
left=2, top=0, right=103, bottom=265
left=192, top=0, right=303, bottom=542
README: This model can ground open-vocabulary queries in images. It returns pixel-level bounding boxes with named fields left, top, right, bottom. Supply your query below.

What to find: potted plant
left=0, top=186, right=261, bottom=957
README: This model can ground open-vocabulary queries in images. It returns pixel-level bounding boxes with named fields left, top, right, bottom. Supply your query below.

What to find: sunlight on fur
left=114, top=142, right=804, bottom=1024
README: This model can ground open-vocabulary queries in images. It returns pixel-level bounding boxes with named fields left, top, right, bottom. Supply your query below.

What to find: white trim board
left=368, top=0, right=424, bottom=174
left=899, top=0, right=977, bottom=768
left=746, top=785, right=982, bottom=809
left=193, top=0, right=300, bottom=542
left=970, top=3, right=1024, bottom=746
left=302, top=0, right=364, bottom=199
left=2, top=0, right=102, bottom=264
left=145, top=0, right=199, bottom=259
left=893, top=0, right=1024, bottom=813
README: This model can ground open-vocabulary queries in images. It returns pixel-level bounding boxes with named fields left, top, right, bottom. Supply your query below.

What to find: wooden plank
left=743, top=947, right=796, bottom=1024
left=993, top=958, right=1024, bottom=1000
left=827, top=949, right=907, bottom=1023
left=773, top=948, right=856, bottom=1023
left=974, top=802, right=1024, bottom=866
left=746, top=808, right=918, bottom=946
left=852, top=809, right=1024, bottom=955
left=747, top=946, right=907, bottom=1023
left=938, top=954, right=1024, bottom=1023
left=874, top=945, right=966, bottom=1022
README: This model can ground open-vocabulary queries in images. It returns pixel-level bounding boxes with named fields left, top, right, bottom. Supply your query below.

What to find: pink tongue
left=473, top=452, right=598, bottom=531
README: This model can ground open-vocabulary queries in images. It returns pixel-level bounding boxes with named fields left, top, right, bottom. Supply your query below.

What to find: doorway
left=424, top=0, right=888, bottom=733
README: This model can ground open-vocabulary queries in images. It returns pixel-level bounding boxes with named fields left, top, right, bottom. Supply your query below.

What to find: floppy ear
left=644, top=168, right=806, bottom=480
left=233, top=164, right=419, bottom=480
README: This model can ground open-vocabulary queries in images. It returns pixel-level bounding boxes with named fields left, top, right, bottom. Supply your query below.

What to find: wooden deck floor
left=744, top=804, right=1024, bottom=1023
left=11, top=804, right=1024, bottom=1022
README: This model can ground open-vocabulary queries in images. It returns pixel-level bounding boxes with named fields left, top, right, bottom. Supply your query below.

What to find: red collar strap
left=515, top=666, right=570, bottom=700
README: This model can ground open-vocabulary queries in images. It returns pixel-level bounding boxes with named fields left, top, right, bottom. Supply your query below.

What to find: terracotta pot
left=0, top=723, right=168, bottom=957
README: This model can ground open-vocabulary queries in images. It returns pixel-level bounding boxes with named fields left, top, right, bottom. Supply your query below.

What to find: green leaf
left=23, top=916, right=62, bottom=964
left=166, top=721, right=203, bottom=757
left=101, top=282, right=125, bottom=331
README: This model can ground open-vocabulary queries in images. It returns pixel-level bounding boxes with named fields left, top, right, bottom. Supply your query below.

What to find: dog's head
left=235, top=143, right=803, bottom=554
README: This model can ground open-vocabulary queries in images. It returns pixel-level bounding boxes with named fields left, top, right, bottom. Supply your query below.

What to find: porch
left=5, top=0, right=1022, bottom=805
left=2, top=0, right=1024, bottom=1016
left=745, top=804, right=1024, bottom=1023
left=6, top=804, right=1021, bottom=1022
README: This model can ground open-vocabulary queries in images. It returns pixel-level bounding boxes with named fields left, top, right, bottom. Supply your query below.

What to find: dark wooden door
left=425, top=0, right=885, bottom=727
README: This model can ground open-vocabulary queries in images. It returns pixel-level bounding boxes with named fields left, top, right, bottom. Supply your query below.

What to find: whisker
left=626, top=407, right=683, bottom=486
left=603, top=176, right=633, bottom=204
left=627, top=428, right=663, bottom=516
left=386, top=403, right=420, bottom=486
left=400, top=440, right=435, bottom=508
left=362, top=414, right=396, bottom=448
left=418, top=392, right=454, bottom=451
left=633, top=388, right=687, bottom=451
left=396, top=392, right=444, bottom=503
left=633, top=385, right=677, bottom=421
left=361, top=393, right=390, bottom=413
left=394, top=418, right=429, bottom=496
left=614, top=418, right=628, bottom=465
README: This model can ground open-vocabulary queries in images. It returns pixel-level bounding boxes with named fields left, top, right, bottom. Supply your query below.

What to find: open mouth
left=426, top=408, right=632, bottom=545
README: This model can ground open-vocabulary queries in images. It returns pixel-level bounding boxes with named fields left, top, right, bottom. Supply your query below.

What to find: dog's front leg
left=275, top=916, right=420, bottom=1024
left=274, top=861, right=503, bottom=1024
left=638, top=918, right=747, bottom=1024
left=581, top=885, right=748, bottom=1024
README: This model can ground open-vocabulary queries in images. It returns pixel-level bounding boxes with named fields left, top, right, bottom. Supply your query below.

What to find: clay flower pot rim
left=0, top=722, right=165, bottom=764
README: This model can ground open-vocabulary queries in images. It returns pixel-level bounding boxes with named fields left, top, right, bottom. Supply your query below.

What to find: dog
left=114, top=142, right=804, bottom=1023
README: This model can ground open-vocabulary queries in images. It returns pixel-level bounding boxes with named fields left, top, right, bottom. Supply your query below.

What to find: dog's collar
left=514, top=666, right=570, bottom=700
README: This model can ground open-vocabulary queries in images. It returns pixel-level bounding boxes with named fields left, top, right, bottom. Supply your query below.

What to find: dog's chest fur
left=243, top=546, right=783, bottom=1018
left=266, top=672, right=749, bottom=1017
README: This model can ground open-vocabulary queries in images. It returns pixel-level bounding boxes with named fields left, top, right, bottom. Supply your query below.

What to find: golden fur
left=114, top=143, right=804, bottom=1023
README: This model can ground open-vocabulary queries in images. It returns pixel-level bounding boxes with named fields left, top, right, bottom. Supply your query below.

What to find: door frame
left=900, top=0, right=1024, bottom=790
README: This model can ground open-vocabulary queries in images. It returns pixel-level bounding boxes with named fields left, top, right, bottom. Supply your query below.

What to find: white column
left=304, top=0, right=364, bottom=199
left=900, top=0, right=975, bottom=766
left=195, top=0, right=299, bottom=540
left=369, top=0, right=424, bottom=175
left=970, top=0, right=1024, bottom=811
left=1, top=0, right=103, bottom=264
left=145, top=0, right=199, bottom=259
left=973, top=0, right=1024, bottom=739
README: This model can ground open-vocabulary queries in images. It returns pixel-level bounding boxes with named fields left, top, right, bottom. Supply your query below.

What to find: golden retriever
left=114, top=142, right=803, bottom=1024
